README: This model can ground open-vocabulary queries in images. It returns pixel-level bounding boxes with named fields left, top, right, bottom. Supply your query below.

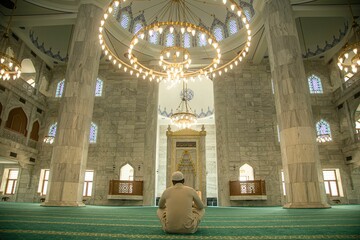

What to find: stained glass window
left=112, top=2, right=120, bottom=18
left=55, top=79, right=65, bottom=97
left=165, top=32, right=175, bottom=47
left=149, top=31, right=159, bottom=44
left=133, top=21, right=143, bottom=34
left=95, top=78, right=103, bottom=97
left=244, top=8, right=252, bottom=21
left=316, top=119, right=332, bottom=142
left=213, top=26, right=224, bottom=42
left=228, top=19, right=238, bottom=35
left=197, top=32, right=207, bottom=47
left=120, top=12, right=130, bottom=29
left=183, top=33, right=191, bottom=48
left=89, top=122, right=97, bottom=143
left=308, top=74, right=323, bottom=94
left=48, top=123, right=57, bottom=137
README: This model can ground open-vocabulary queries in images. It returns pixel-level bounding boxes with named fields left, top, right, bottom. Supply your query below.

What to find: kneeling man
left=157, top=171, right=205, bottom=234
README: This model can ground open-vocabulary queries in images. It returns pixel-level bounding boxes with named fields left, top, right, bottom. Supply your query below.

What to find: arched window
left=5, top=107, right=28, bottom=136
left=120, top=164, right=134, bottom=180
left=21, top=59, right=36, bottom=73
left=112, top=1, right=120, bottom=19
left=316, top=119, right=332, bottom=142
left=89, top=122, right=98, bottom=143
left=244, top=8, right=252, bottom=22
left=182, top=32, right=191, bottom=48
left=308, top=75, right=323, bottom=94
left=30, top=120, right=40, bottom=141
left=48, top=123, right=57, bottom=137
left=120, top=12, right=130, bottom=30
left=197, top=32, right=207, bottom=47
left=165, top=32, right=175, bottom=47
left=149, top=31, right=160, bottom=45
left=213, top=25, right=225, bottom=42
left=55, top=79, right=65, bottom=97
left=227, top=18, right=238, bottom=35
left=95, top=78, right=103, bottom=97
left=133, top=21, right=143, bottom=34
left=239, top=164, right=254, bottom=181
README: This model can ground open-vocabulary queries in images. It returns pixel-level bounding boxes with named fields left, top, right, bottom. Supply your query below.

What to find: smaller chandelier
left=337, top=5, right=360, bottom=73
left=0, top=0, right=21, bottom=81
left=170, top=81, right=197, bottom=129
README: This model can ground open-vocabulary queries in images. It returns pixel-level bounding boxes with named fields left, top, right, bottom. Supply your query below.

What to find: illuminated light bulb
left=118, top=63, right=122, bottom=69
left=223, top=0, right=227, bottom=4
left=108, top=7, right=113, bottom=13
left=134, top=38, right=139, bottom=44
left=159, top=27, right=163, bottom=34
left=344, top=67, right=348, bottom=72
left=187, top=26, right=192, bottom=32
left=219, top=71, right=222, bottom=76
left=213, top=73, right=216, bottom=78
left=208, top=38, right=213, bottom=44
left=353, top=48, right=358, bottom=54
left=184, top=54, right=188, bottom=60
left=139, top=68, right=143, bottom=73
left=136, top=73, right=139, bottom=77
left=166, top=52, right=170, bottom=58
left=239, top=56, right=243, bottom=61
left=99, top=27, right=103, bottom=32
left=214, top=63, right=218, bottom=68
left=114, top=1, right=119, bottom=7
left=130, top=70, right=133, bottom=75
left=140, top=33, right=145, bottom=39
left=149, top=29, right=153, bottom=36
left=181, top=27, right=185, bottom=34
left=357, top=60, right=360, bottom=65
left=218, top=53, right=221, bottom=58
left=176, top=51, right=180, bottom=57
left=170, top=26, right=174, bottom=33
left=217, top=48, right=220, bottom=53
left=247, top=30, right=251, bottom=35
left=160, top=55, right=164, bottom=61
left=191, top=29, right=196, bottom=36
left=124, top=67, right=127, bottom=72
left=235, top=60, right=238, bottom=66
left=104, top=13, right=108, bottom=19
left=344, top=53, right=349, bottom=59
left=9, top=62, right=13, bottom=68
left=339, top=65, right=343, bottom=70
left=230, top=64, right=233, bottom=69
left=225, top=68, right=228, bottom=72
left=0, top=58, right=4, bottom=63
left=210, top=67, right=213, bottom=72
left=188, top=59, right=192, bottom=64
left=237, top=11, right=242, bottom=17
left=99, top=39, right=103, bottom=44
left=130, top=59, right=134, bottom=64
left=245, top=47, right=249, bottom=52
left=113, top=59, right=116, bottom=64
left=101, top=20, right=105, bottom=26
left=143, top=75, right=146, bottom=79
left=248, top=36, right=252, bottom=41
left=231, top=4, right=235, bottom=11
left=339, top=58, right=344, bottom=63
left=247, top=41, right=251, bottom=46
left=105, top=50, right=108, bottom=55
left=242, top=51, right=246, bottom=57
left=246, top=24, right=250, bottom=29
left=213, top=42, right=218, bottom=48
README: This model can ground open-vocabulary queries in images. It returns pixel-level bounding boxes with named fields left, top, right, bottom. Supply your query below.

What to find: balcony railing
left=229, top=180, right=266, bottom=196
left=333, top=73, right=360, bottom=102
left=108, top=180, right=143, bottom=196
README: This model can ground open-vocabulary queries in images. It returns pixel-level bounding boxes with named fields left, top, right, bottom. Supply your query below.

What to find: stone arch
left=5, top=107, right=28, bottom=136
left=30, top=120, right=40, bottom=141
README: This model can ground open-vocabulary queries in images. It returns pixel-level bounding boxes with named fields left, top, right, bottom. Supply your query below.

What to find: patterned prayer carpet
left=0, top=202, right=359, bottom=240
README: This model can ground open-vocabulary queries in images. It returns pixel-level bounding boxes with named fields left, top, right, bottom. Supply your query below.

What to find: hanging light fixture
left=337, top=2, right=360, bottom=74
left=0, top=0, right=21, bottom=81
left=99, top=0, right=252, bottom=83
left=170, top=80, right=197, bottom=129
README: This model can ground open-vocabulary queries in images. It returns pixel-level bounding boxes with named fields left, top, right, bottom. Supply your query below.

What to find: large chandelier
left=337, top=4, right=359, bottom=74
left=0, top=0, right=21, bottom=81
left=170, top=81, right=197, bottom=129
left=99, top=0, right=252, bottom=83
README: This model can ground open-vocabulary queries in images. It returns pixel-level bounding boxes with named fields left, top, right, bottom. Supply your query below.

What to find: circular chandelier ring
left=100, top=0, right=253, bottom=82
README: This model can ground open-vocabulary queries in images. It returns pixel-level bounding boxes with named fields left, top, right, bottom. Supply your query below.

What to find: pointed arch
left=239, top=163, right=254, bottom=181
left=5, top=107, right=28, bottom=136
left=308, top=74, right=323, bottom=94
left=30, top=120, right=40, bottom=141
left=120, top=163, right=134, bottom=180
left=316, top=119, right=332, bottom=142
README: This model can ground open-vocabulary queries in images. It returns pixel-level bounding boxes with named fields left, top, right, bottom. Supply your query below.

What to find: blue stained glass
left=133, top=22, right=143, bottom=34
left=228, top=19, right=238, bottom=35
left=55, top=80, right=65, bottom=97
left=165, top=32, right=175, bottom=47
left=213, top=26, right=224, bottom=42
left=89, top=122, right=97, bottom=143
left=244, top=8, right=252, bottom=21
left=121, top=13, right=130, bottom=29
left=316, top=119, right=331, bottom=136
left=308, top=75, right=323, bottom=94
left=183, top=33, right=191, bottom=48
left=197, top=33, right=207, bottom=47
left=48, top=123, right=57, bottom=137
left=95, top=78, right=103, bottom=97
left=149, top=31, right=159, bottom=44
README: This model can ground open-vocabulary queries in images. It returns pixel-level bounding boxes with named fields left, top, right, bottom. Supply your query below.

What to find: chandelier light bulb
left=149, top=29, right=153, bottom=36
left=176, top=51, right=180, bottom=57
left=231, top=4, right=235, bottom=11
left=181, top=27, right=185, bottom=34
left=159, top=27, right=163, bottom=34
left=170, top=26, right=174, bottom=33
left=344, top=53, right=349, bottom=59
left=353, top=48, right=358, bottom=54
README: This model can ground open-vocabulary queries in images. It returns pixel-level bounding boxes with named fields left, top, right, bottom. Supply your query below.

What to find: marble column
left=42, top=4, right=102, bottom=206
left=264, top=0, right=330, bottom=208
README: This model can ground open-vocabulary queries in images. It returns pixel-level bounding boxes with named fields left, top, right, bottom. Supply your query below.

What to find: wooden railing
left=229, top=180, right=266, bottom=196
left=108, top=180, right=143, bottom=196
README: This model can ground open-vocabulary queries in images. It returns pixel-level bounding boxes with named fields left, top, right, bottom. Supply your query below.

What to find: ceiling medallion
left=99, top=0, right=252, bottom=83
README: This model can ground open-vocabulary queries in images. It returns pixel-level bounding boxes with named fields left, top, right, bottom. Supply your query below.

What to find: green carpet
left=0, top=203, right=359, bottom=239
